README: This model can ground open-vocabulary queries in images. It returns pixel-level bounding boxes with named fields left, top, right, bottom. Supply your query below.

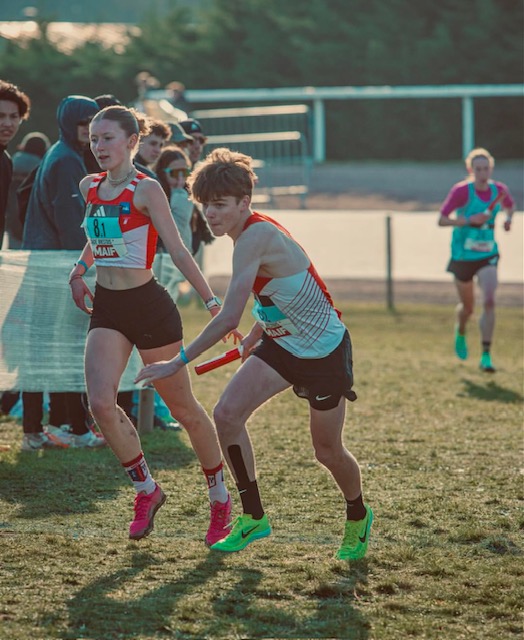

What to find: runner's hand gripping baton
left=194, top=346, right=243, bottom=375
left=487, top=188, right=506, bottom=213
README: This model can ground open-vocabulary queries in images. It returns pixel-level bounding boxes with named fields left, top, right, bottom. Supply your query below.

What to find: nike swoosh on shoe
left=241, top=525, right=260, bottom=539
left=359, top=516, right=371, bottom=544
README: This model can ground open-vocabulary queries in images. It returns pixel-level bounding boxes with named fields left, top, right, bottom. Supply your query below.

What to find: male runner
left=136, top=148, right=373, bottom=560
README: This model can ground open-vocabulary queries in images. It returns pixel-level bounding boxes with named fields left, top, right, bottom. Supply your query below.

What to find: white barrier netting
left=0, top=250, right=184, bottom=392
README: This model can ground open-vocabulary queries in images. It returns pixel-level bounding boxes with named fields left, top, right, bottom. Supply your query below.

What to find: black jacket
left=0, top=145, right=13, bottom=245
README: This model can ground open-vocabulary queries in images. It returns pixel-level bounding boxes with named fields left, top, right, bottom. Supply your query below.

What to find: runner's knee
left=89, top=394, right=118, bottom=426
left=213, top=398, right=240, bottom=433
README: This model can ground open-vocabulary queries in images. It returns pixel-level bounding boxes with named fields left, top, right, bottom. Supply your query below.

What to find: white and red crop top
left=245, top=212, right=347, bottom=358
left=83, top=172, right=158, bottom=269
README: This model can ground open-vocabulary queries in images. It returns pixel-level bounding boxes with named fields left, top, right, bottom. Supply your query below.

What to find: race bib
left=84, top=203, right=128, bottom=259
left=464, top=238, right=495, bottom=253
left=252, top=298, right=299, bottom=338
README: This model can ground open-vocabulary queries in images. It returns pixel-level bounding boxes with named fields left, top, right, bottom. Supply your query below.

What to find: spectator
left=164, top=81, right=191, bottom=119
left=6, top=131, right=50, bottom=247
left=154, top=145, right=193, bottom=252
left=0, top=80, right=31, bottom=419
left=20, top=94, right=104, bottom=451
left=0, top=80, right=31, bottom=248
left=178, top=118, right=207, bottom=168
left=134, top=119, right=171, bottom=170
left=94, top=94, right=121, bottom=110
left=168, top=122, right=193, bottom=148
left=132, top=71, right=160, bottom=113
left=178, top=118, right=215, bottom=263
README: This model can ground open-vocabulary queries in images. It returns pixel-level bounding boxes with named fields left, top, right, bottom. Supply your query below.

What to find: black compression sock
left=237, top=480, right=265, bottom=520
left=346, top=494, right=366, bottom=521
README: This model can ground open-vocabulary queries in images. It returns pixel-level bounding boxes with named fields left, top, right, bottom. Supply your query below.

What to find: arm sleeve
left=495, top=182, right=515, bottom=209
left=440, top=183, right=469, bottom=217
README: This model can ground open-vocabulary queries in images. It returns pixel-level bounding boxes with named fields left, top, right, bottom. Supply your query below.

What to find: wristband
left=204, top=296, right=222, bottom=311
left=179, top=345, right=190, bottom=365
left=75, top=259, right=89, bottom=274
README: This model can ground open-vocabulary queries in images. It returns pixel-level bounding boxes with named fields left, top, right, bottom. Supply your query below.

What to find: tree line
left=1, top=0, right=522, bottom=160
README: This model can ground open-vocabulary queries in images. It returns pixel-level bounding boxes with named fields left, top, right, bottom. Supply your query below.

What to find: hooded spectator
left=22, top=95, right=99, bottom=249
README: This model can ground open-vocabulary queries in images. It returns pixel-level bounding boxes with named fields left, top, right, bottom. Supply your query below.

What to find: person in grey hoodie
left=20, top=95, right=104, bottom=451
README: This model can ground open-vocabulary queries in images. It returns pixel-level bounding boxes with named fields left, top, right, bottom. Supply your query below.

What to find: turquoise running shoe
left=454, top=326, right=468, bottom=360
left=210, top=513, right=271, bottom=552
left=479, top=352, right=496, bottom=373
left=336, top=505, right=373, bottom=561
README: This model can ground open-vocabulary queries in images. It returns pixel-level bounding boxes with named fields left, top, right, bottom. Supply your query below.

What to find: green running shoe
left=479, top=352, right=496, bottom=373
left=210, top=513, right=271, bottom=552
left=454, top=326, right=468, bottom=360
left=336, top=505, right=373, bottom=561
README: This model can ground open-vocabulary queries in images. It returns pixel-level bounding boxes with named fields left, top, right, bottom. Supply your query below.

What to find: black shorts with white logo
left=252, top=330, right=357, bottom=411
left=447, top=254, right=499, bottom=282
left=89, top=277, right=183, bottom=349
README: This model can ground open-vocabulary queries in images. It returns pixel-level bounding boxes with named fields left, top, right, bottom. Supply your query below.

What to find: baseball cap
left=178, top=118, right=204, bottom=136
left=169, top=122, right=193, bottom=143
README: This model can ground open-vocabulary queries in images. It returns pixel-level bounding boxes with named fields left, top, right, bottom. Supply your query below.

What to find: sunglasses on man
left=164, top=167, right=190, bottom=179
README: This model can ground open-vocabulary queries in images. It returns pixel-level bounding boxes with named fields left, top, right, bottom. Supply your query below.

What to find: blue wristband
left=179, top=346, right=189, bottom=365
left=76, top=259, right=89, bottom=274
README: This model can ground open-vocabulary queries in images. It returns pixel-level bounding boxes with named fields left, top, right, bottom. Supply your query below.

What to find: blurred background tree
left=0, top=0, right=521, bottom=160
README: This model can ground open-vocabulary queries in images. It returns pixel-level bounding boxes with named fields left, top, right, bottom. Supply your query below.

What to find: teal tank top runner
left=451, top=182, right=500, bottom=261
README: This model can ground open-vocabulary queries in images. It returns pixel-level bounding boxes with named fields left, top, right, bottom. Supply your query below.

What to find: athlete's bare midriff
left=95, top=265, right=154, bottom=290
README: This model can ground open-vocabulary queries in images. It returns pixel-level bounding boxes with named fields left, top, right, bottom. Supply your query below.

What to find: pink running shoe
left=129, top=484, right=166, bottom=540
left=205, top=494, right=232, bottom=546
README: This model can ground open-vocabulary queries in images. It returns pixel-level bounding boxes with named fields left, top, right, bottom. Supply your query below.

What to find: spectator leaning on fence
left=438, top=147, right=515, bottom=373
left=0, top=80, right=31, bottom=248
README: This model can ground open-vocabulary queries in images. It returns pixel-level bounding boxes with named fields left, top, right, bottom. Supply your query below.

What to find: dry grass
left=0, top=302, right=522, bottom=639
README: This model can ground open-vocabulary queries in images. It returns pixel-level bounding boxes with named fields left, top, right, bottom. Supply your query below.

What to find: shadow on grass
left=459, top=378, right=524, bottom=403
left=65, top=551, right=370, bottom=640
left=0, top=429, right=195, bottom=519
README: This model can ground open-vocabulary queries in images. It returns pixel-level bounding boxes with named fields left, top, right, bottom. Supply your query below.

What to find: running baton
left=194, top=346, right=243, bottom=375
left=487, top=188, right=506, bottom=212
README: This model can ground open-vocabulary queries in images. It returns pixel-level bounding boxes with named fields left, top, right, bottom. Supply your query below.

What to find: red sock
left=123, top=452, right=156, bottom=494
left=202, top=462, right=229, bottom=503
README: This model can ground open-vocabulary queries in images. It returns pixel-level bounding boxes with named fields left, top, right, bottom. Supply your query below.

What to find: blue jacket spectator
left=22, top=95, right=99, bottom=250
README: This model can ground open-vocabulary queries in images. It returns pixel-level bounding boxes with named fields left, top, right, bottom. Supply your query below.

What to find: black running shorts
left=252, top=330, right=357, bottom=411
left=447, top=254, right=499, bottom=282
left=89, top=277, right=183, bottom=349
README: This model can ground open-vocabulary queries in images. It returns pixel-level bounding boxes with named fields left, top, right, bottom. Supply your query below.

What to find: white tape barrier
left=0, top=251, right=184, bottom=392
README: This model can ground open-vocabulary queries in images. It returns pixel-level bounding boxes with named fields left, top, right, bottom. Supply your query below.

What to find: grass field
left=0, top=302, right=522, bottom=640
